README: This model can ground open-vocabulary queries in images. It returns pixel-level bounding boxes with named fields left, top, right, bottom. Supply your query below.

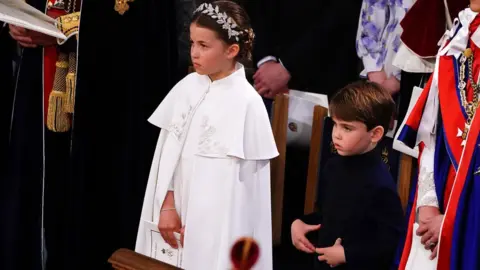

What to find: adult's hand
left=367, top=70, right=387, bottom=85
left=253, top=61, right=290, bottom=98
left=382, top=76, right=401, bottom=95
left=9, top=25, right=57, bottom=48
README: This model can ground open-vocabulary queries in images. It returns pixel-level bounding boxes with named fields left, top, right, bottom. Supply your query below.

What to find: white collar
left=441, top=8, right=480, bottom=58
left=199, top=62, right=245, bottom=86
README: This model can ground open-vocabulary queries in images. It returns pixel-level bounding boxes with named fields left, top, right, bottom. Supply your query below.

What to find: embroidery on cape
left=198, top=116, right=228, bottom=155
left=169, top=105, right=193, bottom=140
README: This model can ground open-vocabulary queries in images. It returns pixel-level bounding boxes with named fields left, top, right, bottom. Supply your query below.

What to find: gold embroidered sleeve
left=55, top=12, right=81, bottom=45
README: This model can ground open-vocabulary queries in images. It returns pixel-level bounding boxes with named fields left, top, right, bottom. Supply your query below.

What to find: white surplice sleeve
left=417, top=140, right=439, bottom=209
left=415, top=74, right=440, bottom=210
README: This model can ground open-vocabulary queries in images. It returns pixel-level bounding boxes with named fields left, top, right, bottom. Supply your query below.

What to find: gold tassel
left=64, top=73, right=76, bottom=112
left=46, top=91, right=71, bottom=132
left=46, top=53, right=70, bottom=132
left=64, top=52, right=77, bottom=113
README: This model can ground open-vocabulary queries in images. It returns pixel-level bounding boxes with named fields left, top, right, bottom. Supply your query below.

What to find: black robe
left=301, top=148, right=404, bottom=270
left=0, top=24, right=15, bottom=172
left=1, top=0, right=178, bottom=269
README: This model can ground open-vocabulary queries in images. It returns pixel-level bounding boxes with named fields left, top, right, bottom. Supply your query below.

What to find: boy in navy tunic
left=291, top=81, right=404, bottom=269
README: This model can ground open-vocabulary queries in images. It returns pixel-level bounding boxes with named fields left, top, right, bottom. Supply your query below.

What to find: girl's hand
left=158, top=208, right=182, bottom=249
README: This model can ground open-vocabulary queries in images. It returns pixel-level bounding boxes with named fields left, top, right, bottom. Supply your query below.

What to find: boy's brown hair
left=329, top=81, right=395, bottom=133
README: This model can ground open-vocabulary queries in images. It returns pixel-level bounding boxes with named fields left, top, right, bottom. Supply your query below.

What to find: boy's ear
left=370, top=125, right=384, bottom=143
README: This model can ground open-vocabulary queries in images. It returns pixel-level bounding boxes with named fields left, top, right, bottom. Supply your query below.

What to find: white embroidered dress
left=135, top=63, right=278, bottom=270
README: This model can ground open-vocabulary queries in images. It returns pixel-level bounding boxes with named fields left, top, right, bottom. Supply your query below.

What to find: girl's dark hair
left=192, top=1, right=254, bottom=60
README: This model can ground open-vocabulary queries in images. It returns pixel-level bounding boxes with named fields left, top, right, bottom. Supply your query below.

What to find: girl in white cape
left=135, top=1, right=278, bottom=269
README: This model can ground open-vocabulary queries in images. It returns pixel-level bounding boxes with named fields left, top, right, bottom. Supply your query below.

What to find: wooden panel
left=398, top=154, right=414, bottom=212
left=109, top=249, right=181, bottom=270
left=304, top=105, right=329, bottom=215
left=270, top=94, right=289, bottom=245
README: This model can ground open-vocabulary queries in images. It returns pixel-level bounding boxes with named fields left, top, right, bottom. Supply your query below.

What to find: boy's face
left=331, top=117, right=382, bottom=156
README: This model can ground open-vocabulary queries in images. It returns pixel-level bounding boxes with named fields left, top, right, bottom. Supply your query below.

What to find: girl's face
left=190, top=23, right=238, bottom=77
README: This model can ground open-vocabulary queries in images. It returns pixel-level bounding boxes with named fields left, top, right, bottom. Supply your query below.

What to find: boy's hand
left=291, top=219, right=320, bottom=253
left=316, top=238, right=346, bottom=267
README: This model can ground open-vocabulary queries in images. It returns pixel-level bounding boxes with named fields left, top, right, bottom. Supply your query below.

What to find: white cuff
left=417, top=167, right=439, bottom=208
left=278, top=58, right=288, bottom=72
left=257, top=56, right=277, bottom=67
left=361, top=55, right=382, bottom=77
left=417, top=146, right=439, bottom=208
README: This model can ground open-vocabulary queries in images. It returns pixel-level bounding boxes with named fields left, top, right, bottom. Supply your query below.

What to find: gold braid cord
left=64, top=52, right=77, bottom=113
left=115, top=0, right=135, bottom=15
left=47, top=53, right=71, bottom=132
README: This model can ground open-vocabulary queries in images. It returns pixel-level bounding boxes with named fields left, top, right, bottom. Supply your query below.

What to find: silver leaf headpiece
left=194, top=3, right=244, bottom=42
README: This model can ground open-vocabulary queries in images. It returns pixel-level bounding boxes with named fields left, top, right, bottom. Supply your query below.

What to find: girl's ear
left=225, top=43, right=240, bottom=60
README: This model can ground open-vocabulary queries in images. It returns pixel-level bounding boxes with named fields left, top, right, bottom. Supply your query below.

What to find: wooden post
left=108, top=249, right=181, bottom=270
left=270, top=94, right=289, bottom=245
left=304, top=105, right=329, bottom=215
left=397, top=153, right=414, bottom=212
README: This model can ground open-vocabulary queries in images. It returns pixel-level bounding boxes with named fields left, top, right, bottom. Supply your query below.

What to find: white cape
left=135, top=64, right=278, bottom=270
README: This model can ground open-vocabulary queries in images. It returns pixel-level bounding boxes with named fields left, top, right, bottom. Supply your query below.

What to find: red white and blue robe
left=398, top=8, right=480, bottom=270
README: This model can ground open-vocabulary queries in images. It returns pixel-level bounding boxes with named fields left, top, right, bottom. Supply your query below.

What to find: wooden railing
left=109, top=249, right=180, bottom=270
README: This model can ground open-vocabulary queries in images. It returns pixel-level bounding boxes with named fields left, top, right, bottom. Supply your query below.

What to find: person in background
left=397, top=2, right=480, bottom=269
left=248, top=0, right=363, bottom=100
left=1, top=0, right=177, bottom=269
left=392, top=0, right=468, bottom=125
